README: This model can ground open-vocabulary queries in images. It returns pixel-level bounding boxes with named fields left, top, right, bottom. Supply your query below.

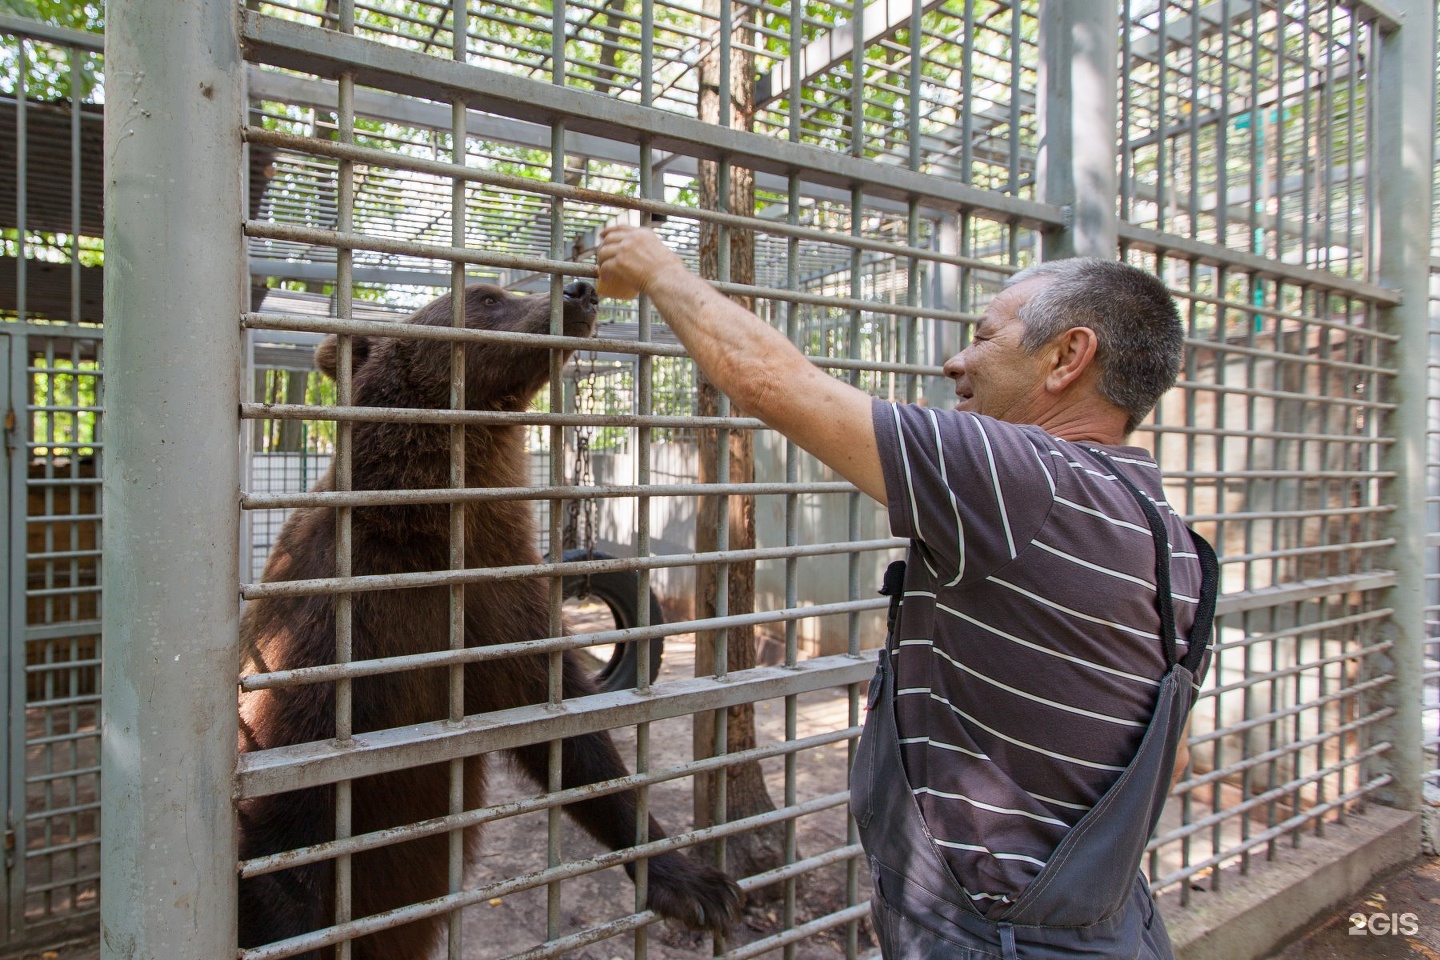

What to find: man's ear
left=314, top=334, right=371, bottom=380
left=1045, top=326, right=1099, bottom=394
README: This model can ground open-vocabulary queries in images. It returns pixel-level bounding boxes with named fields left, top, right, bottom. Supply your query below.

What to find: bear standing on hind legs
left=237, top=280, right=741, bottom=959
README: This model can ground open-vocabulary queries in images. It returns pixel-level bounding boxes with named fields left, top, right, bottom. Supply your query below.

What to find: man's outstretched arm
left=596, top=225, right=887, bottom=505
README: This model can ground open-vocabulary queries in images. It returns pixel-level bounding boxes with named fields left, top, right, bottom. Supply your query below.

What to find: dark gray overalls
left=852, top=456, right=1219, bottom=960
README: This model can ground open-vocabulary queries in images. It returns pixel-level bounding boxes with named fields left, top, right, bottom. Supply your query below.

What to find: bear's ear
left=315, top=334, right=371, bottom=380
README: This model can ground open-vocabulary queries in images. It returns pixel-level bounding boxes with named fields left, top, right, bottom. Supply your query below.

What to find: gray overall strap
left=853, top=453, right=1219, bottom=957
left=995, top=450, right=1219, bottom=928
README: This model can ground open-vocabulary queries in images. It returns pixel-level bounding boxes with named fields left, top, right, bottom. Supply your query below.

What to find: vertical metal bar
left=1299, top=0, right=1312, bottom=264
left=447, top=6, right=468, bottom=958
left=1216, top=0, right=1231, bottom=247
left=2, top=331, right=21, bottom=947
left=1155, top=2, right=1169, bottom=232
left=1038, top=0, right=1119, bottom=260
left=1007, top=1, right=1021, bottom=196
left=546, top=5, right=569, bottom=942
left=959, top=0, right=975, bottom=183
left=15, top=36, right=25, bottom=325
left=333, top=4, right=357, bottom=953
left=1186, top=0, right=1201, bottom=241
left=1119, top=0, right=1134, bottom=222
left=1344, top=11, right=1359, bottom=278
left=1248, top=0, right=1263, bottom=257
left=633, top=108, right=656, bottom=960
left=70, top=45, right=82, bottom=323
left=1373, top=0, right=1436, bottom=813
left=100, top=0, right=244, bottom=953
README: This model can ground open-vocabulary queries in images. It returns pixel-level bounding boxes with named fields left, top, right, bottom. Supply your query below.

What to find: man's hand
left=592, top=222, right=888, bottom=505
left=596, top=225, right=687, bottom=301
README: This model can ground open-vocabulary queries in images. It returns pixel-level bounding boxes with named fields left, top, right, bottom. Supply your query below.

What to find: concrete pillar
left=1037, top=0, right=1120, bottom=260
left=101, top=0, right=246, bottom=954
left=1374, top=0, right=1437, bottom=813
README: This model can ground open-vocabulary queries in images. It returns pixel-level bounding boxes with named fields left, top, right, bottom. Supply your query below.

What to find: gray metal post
left=101, top=0, right=245, bottom=954
left=1374, top=0, right=1437, bottom=813
left=1037, top=0, right=1119, bottom=260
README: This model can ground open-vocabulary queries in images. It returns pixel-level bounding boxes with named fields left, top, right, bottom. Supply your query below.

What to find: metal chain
left=563, top=349, right=599, bottom=596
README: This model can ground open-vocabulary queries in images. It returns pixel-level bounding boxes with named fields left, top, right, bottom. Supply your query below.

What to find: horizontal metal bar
left=22, top=620, right=102, bottom=643
left=241, top=312, right=944, bottom=376
left=244, top=221, right=980, bottom=323
left=1209, top=610, right=1392, bottom=655
left=241, top=537, right=906, bottom=601
left=26, top=728, right=100, bottom=749
left=242, top=725, right=860, bottom=877
left=1153, top=776, right=1393, bottom=891
left=240, top=11, right=1064, bottom=229
left=1212, top=572, right=1396, bottom=616
left=243, top=479, right=860, bottom=510
left=22, top=872, right=101, bottom=897
left=245, top=127, right=1014, bottom=275
left=24, top=512, right=100, bottom=524
left=235, top=652, right=875, bottom=798
left=238, top=791, right=852, bottom=960
left=1219, top=538, right=1394, bottom=567
left=1174, top=287, right=1401, bottom=343
left=1187, top=335, right=1396, bottom=377
left=1172, top=378, right=1395, bottom=411
left=27, top=477, right=103, bottom=487
left=242, top=597, right=887, bottom=691
left=1153, top=749, right=1387, bottom=851
left=27, top=549, right=104, bottom=561
left=1184, top=698, right=1390, bottom=764
left=23, top=692, right=103, bottom=710
left=0, top=12, right=103, bottom=50
left=1120, top=222, right=1402, bottom=306
left=26, top=584, right=103, bottom=599
left=1203, top=642, right=1391, bottom=699
left=723, top=905, right=873, bottom=960
left=240, top=400, right=767, bottom=431
left=1185, top=505, right=1393, bottom=524
left=1142, top=423, right=1393, bottom=446
left=27, top=765, right=100, bottom=785
left=24, top=657, right=102, bottom=674
left=25, top=799, right=100, bottom=822
left=1167, top=469, right=1393, bottom=481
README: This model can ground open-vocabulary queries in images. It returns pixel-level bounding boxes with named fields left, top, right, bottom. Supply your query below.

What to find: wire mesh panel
left=1, top=17, right=104, bottom=953
left=235, top=1, right=1052, bottom=957
left=1120, top=2, right=1403, bottom=905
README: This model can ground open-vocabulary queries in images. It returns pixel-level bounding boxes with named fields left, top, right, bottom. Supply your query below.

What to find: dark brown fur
left=237, top=282, right=741, bottom=959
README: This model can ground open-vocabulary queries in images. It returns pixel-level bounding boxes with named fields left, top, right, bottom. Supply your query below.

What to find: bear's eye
left=482, top=295, right=499, bottom=306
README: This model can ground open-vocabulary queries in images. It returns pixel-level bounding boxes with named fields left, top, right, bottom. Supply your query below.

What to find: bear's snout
left=564, top=280, right=599, bottom=310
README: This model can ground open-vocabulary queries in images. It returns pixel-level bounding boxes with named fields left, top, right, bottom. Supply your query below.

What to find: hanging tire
left=561, top=548, right=665, bottom=692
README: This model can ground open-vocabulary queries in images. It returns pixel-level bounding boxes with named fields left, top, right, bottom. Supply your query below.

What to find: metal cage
left=2, top=1, right=1434, bottom=958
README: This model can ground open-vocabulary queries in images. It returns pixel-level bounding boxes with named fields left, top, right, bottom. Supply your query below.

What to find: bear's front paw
left=645, top=851, right=743, bottom=936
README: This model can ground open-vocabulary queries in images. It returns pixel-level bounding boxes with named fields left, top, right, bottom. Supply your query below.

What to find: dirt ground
left=456, top=605, right=876, bottom=958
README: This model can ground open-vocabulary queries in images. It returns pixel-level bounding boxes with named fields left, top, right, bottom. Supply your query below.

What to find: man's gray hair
left=1004, top=258, right=1183, bottom=435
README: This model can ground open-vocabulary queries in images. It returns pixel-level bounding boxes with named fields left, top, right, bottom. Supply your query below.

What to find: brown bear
left=237, top=280, right=740, bottom=959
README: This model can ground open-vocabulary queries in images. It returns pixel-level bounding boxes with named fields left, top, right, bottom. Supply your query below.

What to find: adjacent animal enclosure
left=1, top=2, right=1437, bottom=958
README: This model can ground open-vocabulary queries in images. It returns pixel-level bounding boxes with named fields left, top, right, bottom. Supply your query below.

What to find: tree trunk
left=691, top=0, right=788, bottom=894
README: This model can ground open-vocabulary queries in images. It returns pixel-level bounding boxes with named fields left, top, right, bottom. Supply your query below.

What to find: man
left=596, top=226, right=1217, bottom=960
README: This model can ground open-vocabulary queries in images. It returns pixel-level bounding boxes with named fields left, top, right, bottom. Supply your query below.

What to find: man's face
left=942, top=278, right=1053, bottom=424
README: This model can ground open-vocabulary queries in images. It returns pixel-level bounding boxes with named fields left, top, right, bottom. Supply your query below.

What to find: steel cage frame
left=60, top=0, right=1440, bottom=957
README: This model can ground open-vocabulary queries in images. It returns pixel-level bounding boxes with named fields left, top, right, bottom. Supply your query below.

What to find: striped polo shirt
left=872, top=399, right=1209, bottom=916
